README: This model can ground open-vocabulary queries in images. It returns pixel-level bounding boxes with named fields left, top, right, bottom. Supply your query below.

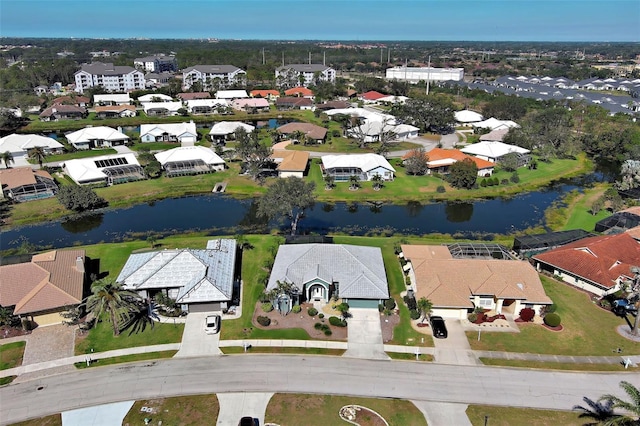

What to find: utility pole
left=309, top=52, right=311, bottom=64
left=282, top=51, right=284, bottom=67
left=381, top=48, right=383, bottom=64
left=388, top=48, right=390, bottom=63
left=262, top=47, right=265, bottom=65
left=323, top=51, right=326, bottom=66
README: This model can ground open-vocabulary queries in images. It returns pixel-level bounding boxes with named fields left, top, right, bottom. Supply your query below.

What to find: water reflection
left=445, top=201, right=474, bottom=223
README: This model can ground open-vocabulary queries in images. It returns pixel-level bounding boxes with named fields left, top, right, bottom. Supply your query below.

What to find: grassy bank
left=466, top=405, right=581, bottom=426
left=479, top=358, right=638, bottom=371
left=0, top=341, right=26, bottom=370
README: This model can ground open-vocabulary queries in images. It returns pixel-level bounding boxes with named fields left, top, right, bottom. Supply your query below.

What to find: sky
left=1, top=0, right=639, bottom=42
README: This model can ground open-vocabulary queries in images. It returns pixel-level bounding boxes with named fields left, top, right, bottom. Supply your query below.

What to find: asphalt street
left=1, top=355, right=635, bottom=425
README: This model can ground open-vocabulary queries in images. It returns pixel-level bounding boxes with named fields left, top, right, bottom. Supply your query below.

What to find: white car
left=204, top=314, right=221, bottom=334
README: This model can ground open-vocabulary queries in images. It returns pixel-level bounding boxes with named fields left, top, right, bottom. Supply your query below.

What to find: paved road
left=1, top=355, right=634, bottom=425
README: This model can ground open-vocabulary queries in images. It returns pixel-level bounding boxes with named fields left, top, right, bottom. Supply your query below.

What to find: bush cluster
left=544, top=313, right=561, bottom=327
left=436, top=185, right=446, bottom=193
left=308, top=307, right=318, bottom=317
left=404, top=295, right=417, bottom=311
left=329, top=316, right=347, bottom=327
left=384, top=298, right=396, bottom=310
left=314, top=322, right=332, bottom=335
left=409, top=309, right=420, bottom=320
left=256, top=316, right=271, bottom=326
left=292, top=305, right=301, bottom=314
left=261, top=302, right=274, bottom=313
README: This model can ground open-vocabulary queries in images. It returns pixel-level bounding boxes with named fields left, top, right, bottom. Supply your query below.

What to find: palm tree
left=324, top=174, right=335, bottom=190
left=573, top=396, right=619, bottom=426
left=120, top=299, right=160, bottom=335
left=371, top=174, right=383, bottom=191
left=599, top=381, right=640, bottom=426
left=1, top=151, right=14, bottom=169
left=83, top=279, right=139, bottom=336
left=29, top=146, right=47, bottom=169
left=349, top=175, right=360, bottom=190
left=417, top=297, right=433, bottom=324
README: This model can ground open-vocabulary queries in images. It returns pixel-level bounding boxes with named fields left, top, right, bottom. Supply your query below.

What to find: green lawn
left=220, top=347, right=345, bottom=356
left=386, top=352, right=433, bottom=361
left=0, top=341, right=26, bottom=370
left=73, top=350, right=177, bottom=368
left=6, top=414, right=62, bottom=426
left=75, top=320, right=184, bottom=355
left=479, top=358, right=639, bottom=371
left=467, top=275, right=639, bottom=356
left=265, top=393, right=427, bottom=426
left=559, top=183, right=611, bottom=231
left=466, top=405, right=582, bottom=426
left=122, top=394, right=219, bottom=426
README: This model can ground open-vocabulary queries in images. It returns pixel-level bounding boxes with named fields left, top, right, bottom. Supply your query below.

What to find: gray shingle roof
left=267, top=244, right=389, bottom=300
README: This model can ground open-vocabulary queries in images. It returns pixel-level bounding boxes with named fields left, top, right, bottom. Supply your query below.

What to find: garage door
left=188, top=302, right=221, bottom=313
left=346, top=299, right=380, bottom=309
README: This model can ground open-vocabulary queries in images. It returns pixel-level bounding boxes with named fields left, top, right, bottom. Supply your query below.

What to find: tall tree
left=417, top=297, right=433, bottom=324
left=56, top=186, right=107, bottom=212
left=448, top=158, right=478, bottom=189
left=234, top=128, right=272, bottom=180
left=1, top=151, right=13, bottom=169
left=598, top=381, right=640, bottom=426
left=256, top=177, right=316, bottom=235
left=390, top=96, right=455, bottom=134
left=404, top=148, right=429, bottom=176
left=83, top=279, right=139, bottom=336
left=120, top=299, right=160, bottom=335
left=572, top=396, right=619, bottom=426
left=28, top=146, right=47, bottom=169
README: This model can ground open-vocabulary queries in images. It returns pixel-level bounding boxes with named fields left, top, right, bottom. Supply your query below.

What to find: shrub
left=329, top=316, right=347, bottom=327
left=404, top=295, right=417, bottom=311
left=323, top=328, right=332, bottom=336
left=314, top=322, right=323, bottom=330
left=378, top=303, right=384, bottom=312
left=405, top=276, right=411, bottom=286
left=544, top=313, right=561, bottom=327
left=480, top=179, right=488, bottom=187
left=292, top=305, right=301, bottom=314
left=383, top=308, right=392, bottom=316
left=261, top=302, right=273, bottom=313
left=384, top=298, right=396, bottom=310
left=510, top=171, right=520, bottom=183
left=519, top=307, right=535, bottom=322
left=501, top=179, right=509, bottom=185
left=436, top=185, right=446, bottom=193
left=598, top=299, right=611, bottom=309
left=541, top=303, right=557, bottom=314
left=492, top=177, right=499, bottom=186
left=468, top=313, right=478, bottom=322
left=409, top=309, right=420, bottom=320
left=308, top=307, right=318, bottom=317
left=318, top=313, right=324, bottom=319
left=256, top=316, right=271, bottom=327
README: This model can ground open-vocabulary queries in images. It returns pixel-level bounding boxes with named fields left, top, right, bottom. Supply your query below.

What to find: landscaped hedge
left=544, top=313, right=561, bottom=327
left=384, top=298, right=396, bottom=310
left=257, top=316, right=271, bottom=327
left=308, top=307, right=318, bottom=317
left=329, top=316, right=347, bottom=327
left=409, top=309, right=420, bottom=320
left=261, top=302, right=274, bottom=313
left=292, top=305, right=301, bottom=314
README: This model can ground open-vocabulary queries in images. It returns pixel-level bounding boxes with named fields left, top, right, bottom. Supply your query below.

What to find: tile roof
left=0, top=168, right=54, bottom=191
left=276, top=97, right=313, bottom=107
left=94, top=105, right=136, bottom=114
left=250, top=90, right=280, bottom=97
left=0, top=249, right=85, bottom=315
left=271, top=150, right=310, bottom=172
left=402, top=245, right=551, bottom=308
left=533, top=233, right=640, bottom=289
left=40, top=104, right=86, bottom=117
left=177, top=92, right=211, bottom=101
left=419, top=148, right=495, bottom=170
left=284, top=87, right=314, bottom=97
left=360, top=91, right=387, bottom=101
left=277, top=122, right=327, bottom=140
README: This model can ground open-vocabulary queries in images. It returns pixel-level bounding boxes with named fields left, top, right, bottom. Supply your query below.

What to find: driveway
left=432, top=319, right=481, bottom=366
left=174, top=312, right=222, bottom=357
left=343, top=308, right=389, bottom=360
left=216, top=393, right=273, bottom=426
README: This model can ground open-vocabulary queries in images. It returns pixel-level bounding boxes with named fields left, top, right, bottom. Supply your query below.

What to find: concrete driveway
left=432, top=319, right=481, bottom=366
left=216, top=393, right=273, bottom=426
left=174, top=312, right=222, bottom=357
left=343, top=308, right=389, bottom=360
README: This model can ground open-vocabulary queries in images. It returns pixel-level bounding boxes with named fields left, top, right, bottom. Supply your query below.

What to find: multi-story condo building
left=134, top=55, right=178, bottom=73
left=275, top=64, right=336, bottom=88
left=74, top=62, right=145, bottom=94
left=182, top=65, right=246, bottom=91
left=385, top=66, right=464, bottom=83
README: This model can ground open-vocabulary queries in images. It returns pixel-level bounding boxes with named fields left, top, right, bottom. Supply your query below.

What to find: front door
left=311, top=285, right=323, bottom=301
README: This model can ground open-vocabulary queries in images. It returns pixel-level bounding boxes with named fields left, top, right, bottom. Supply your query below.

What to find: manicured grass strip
left=466, top=405, right=582, bottom=426
left=479, top=357, right=638, bottom=372
left=75, top=320, right=184, bottom=355
left=0, top=375, right=17, bottom=386
left=123, top=394, right=219, bottom=426
left=386, top=352, right=433, bottom=361
left=7, top=413, right=62, bottom=426
left=73, top=350, right=178, bottom=369
left=265, top=393, right=427, bottom=426
left=0, top=341, right=26, bottom=370
left=467, top=276, right=638, bottom=356
left=220, top=347, right=345, bottom=356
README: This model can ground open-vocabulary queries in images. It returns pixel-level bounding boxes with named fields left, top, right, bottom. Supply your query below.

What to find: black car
left=238, top=417, right=257, bottom=426
left=429, top=316, right=448, bottom=339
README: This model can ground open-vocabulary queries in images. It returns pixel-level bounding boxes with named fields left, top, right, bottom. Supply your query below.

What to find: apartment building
left=74, top=62, right=145, bottom=94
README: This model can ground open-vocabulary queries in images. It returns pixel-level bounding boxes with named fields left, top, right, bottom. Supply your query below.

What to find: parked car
left=204, top=314, right=221, bottom=334
left=429, top=315, right=448, bottom=339
left=238, top=417, right=257, bottom=426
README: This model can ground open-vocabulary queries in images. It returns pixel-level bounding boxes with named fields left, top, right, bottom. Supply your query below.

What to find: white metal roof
left=0, top=134, right=64, bottom=152
left=321, top=153, right=396, bottom=173
left=471, top=117, right=520, bottom=130
left=142, top=101, right=183, bottom=113
left=460, top=141, right=530, bottom=158
left=325, top=107, right=396, bottom=124
left=65, top=126, right=129, bottom=144
left=93, top=93, right=132, bottom=104
left=138, top=93, right=173, bottom=102
left=63, top=153, right=140, bottom=183
left=209, top=121, right=255, bottom=135
left=140, top=122, right=197, bottom=138
left=185, top=99, right=228, bottom=108
left=215, top=90, right=249, bottom=99
left=154, top=145, right=225, bottom=166
left=454, top=109, right=484, bottom=123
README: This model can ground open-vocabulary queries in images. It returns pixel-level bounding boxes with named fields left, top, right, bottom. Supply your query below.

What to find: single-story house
left=142, top=101, right=184, bottom=116
left=177, top=92, right=211, bottom=101
left=267, top=244, right=390, bottom=312
left=93, top=93, right=132, bottom=106
left=315, top=100, right=351, bottom=111
left=359, top=90, right=387, bottom=103
left=270, top=150, right=310, bottom=178
left=95, top=105, right=137, bottom=118
left=215, top=90, right=249, bottom=100
left=137, top=93, right=173, bottom=103
left=39, top=104, right=87, bottom=121
left=276, top=97, right=313, bottom=110
left=117, top=239, right=237, bottom=313
left=403, top=148, right=495, bottom=176
left=377, top=95, right=409, bottom=105
left=277, top=122, right=327, bottom=144
left=479, top=128, right=509, bottom=143
left=0, top=168, right=58, bottom=201
left=284, top=87, right=314, bottom=98
left=250, top=89, right=280, bottom=101
left=471, top=117, right=519, bottom=131
left=209, top=121, right=256, bottom=143
left=460, top=141, right=530, bottom=165
left=347, top=121, right=418, bottom=142
left=454, top=109, right=484, bottom=124
left=0, top=134, right=64, bottom=162
left=63, top=153, right=145, bottom=185
left=51, top=96, right=90, bottom=107
left=140, top=122, right=198, bottom=144
left=232, top=98, right=270, bottom=113
left=0, top=249, right=86, bottom=326
left=321, top=153, right=395, bottom=182
left=325, top=107, right=396, bottom=124
left=402, top=244, right=552, bottom=319
left=533, top=233, right=640, bottom=297
left=185, top=99, right=228, bottom=114
left=65, top=126, right=130, bottom=150
left=155, top=146, right=225, bottom=177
